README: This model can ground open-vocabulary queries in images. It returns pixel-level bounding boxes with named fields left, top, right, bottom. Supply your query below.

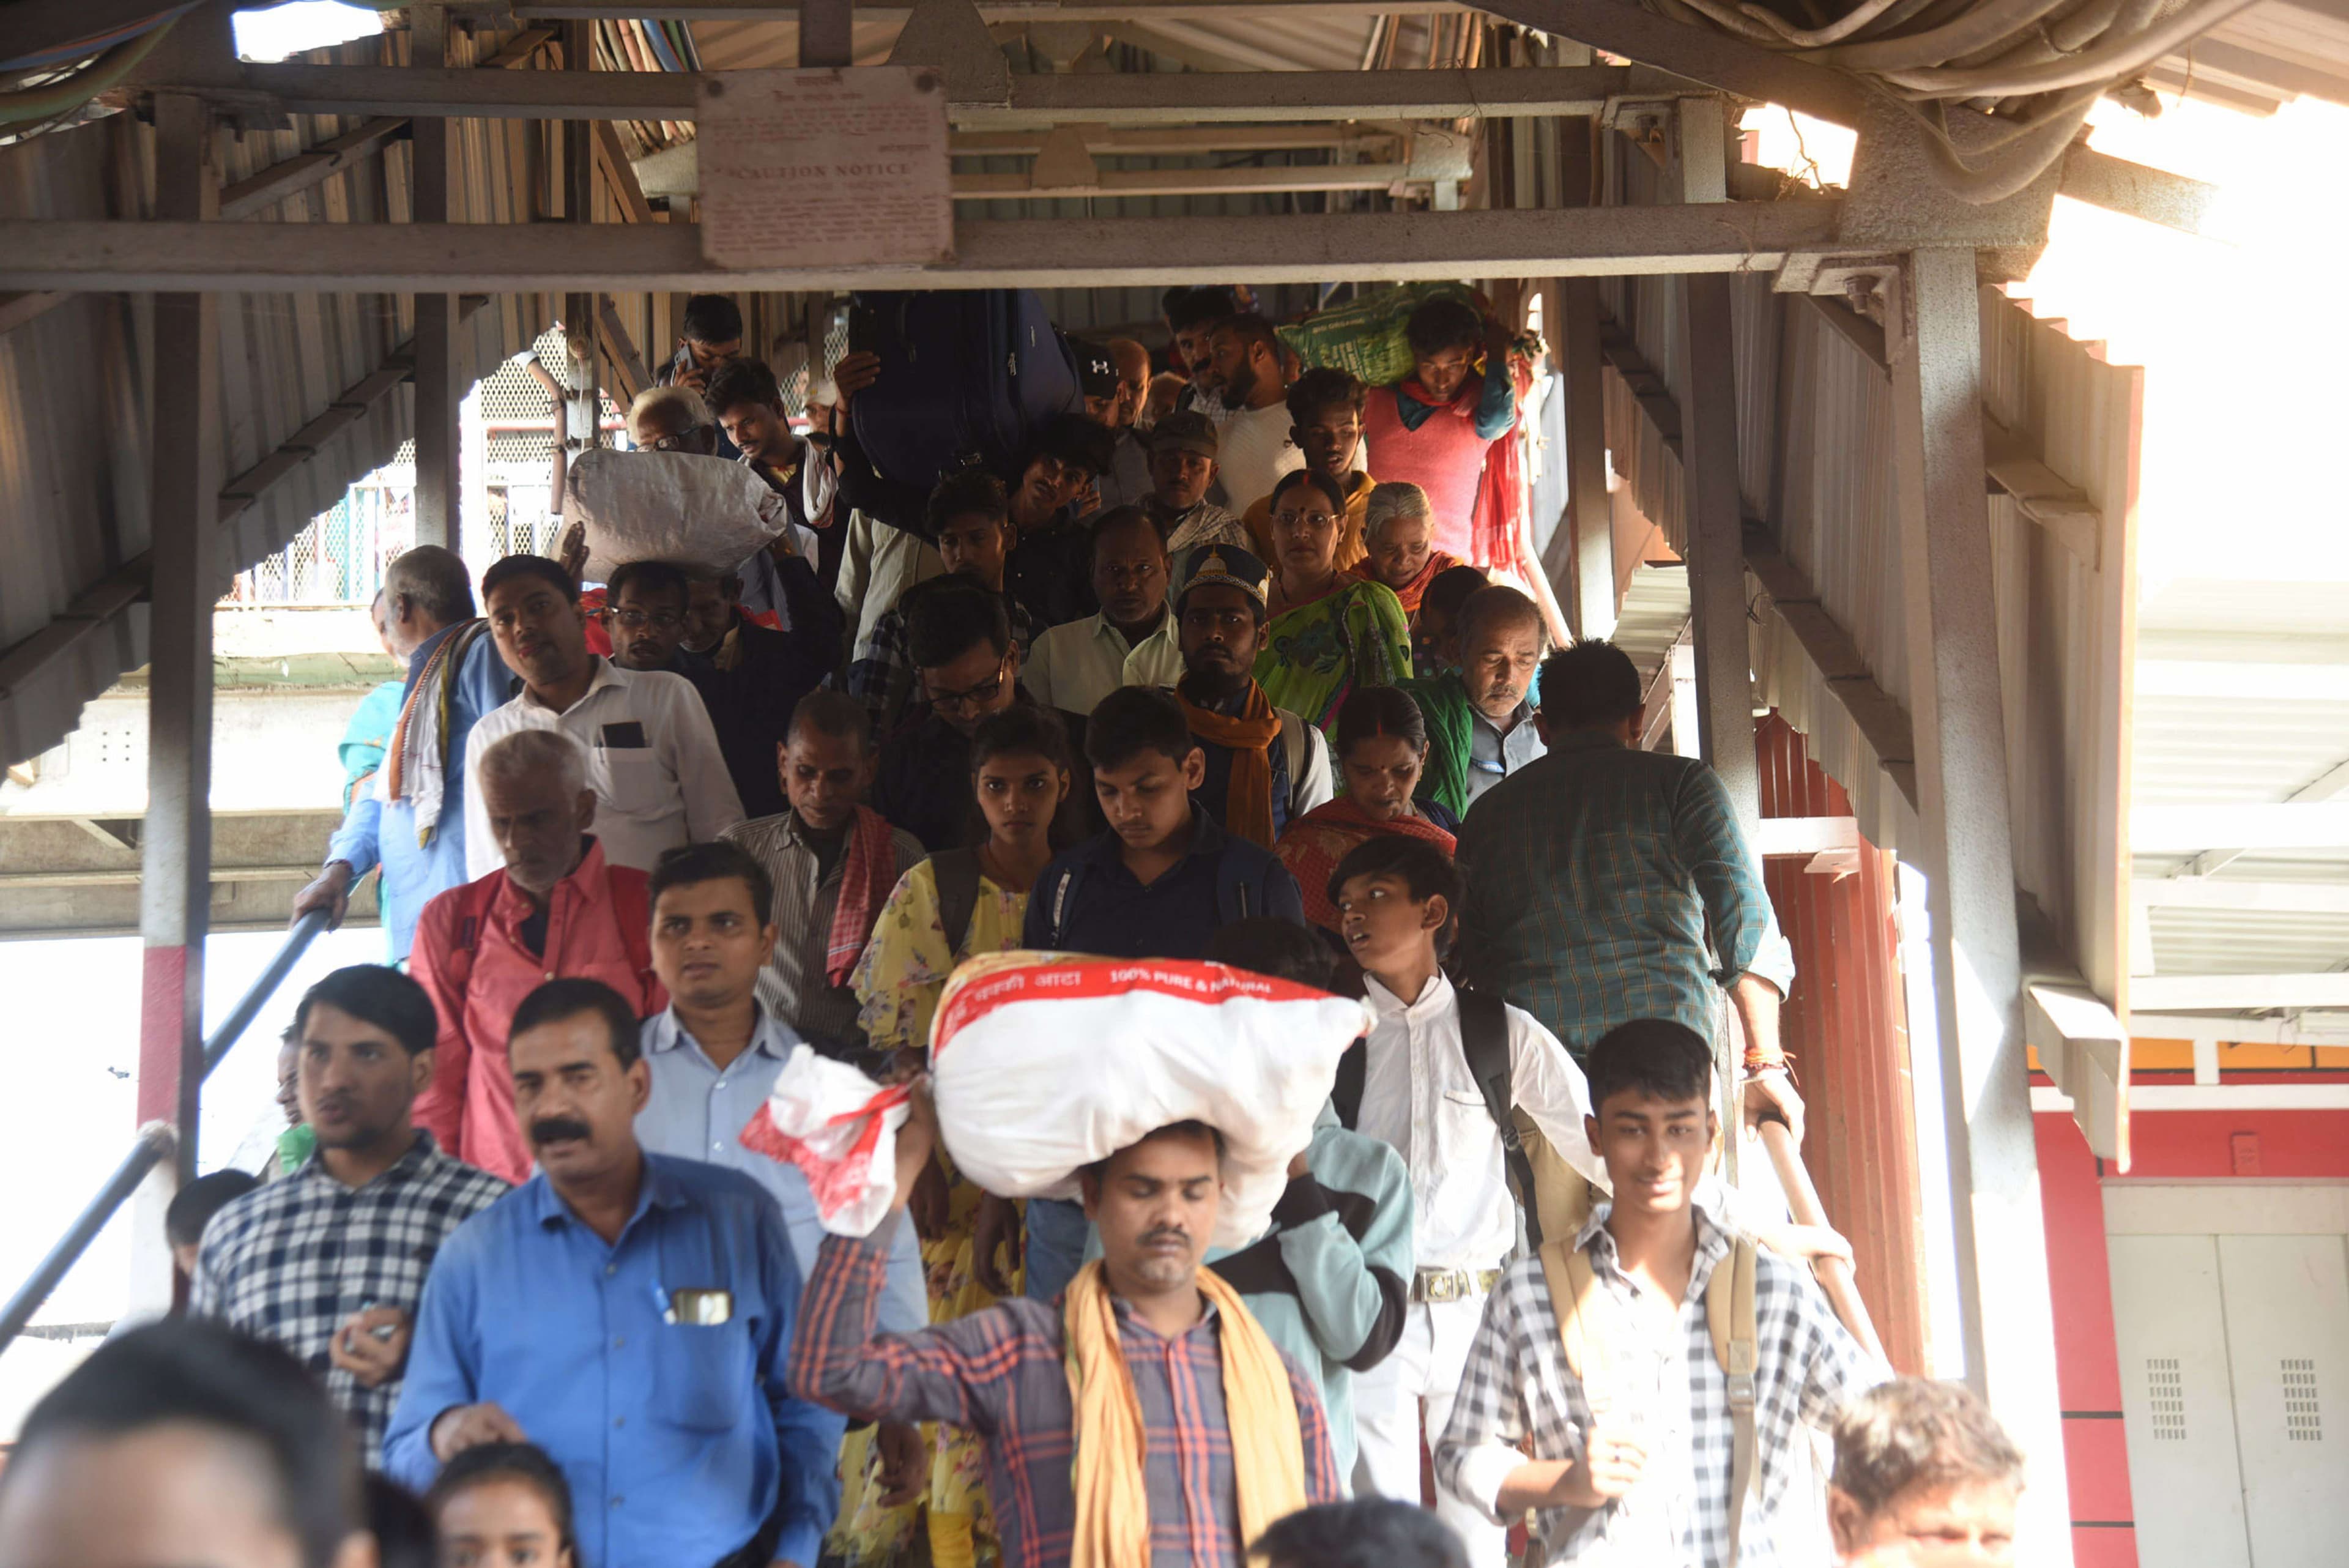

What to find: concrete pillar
left=1891, top=247, right=2074, bottom=1564
left=136, top=93, right=221, bottom=1302
left=1559, top=276, right=1615, bottom=642
left=410, top=3, right=458, bottom=549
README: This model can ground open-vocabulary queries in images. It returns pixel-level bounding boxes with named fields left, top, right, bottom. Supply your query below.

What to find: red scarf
left=1274, top=798, right=1457, bottom=932
left=825, top=806, right=902, bottom=986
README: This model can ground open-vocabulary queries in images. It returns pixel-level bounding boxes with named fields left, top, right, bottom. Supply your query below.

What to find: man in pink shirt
left=410, top=728, right=666, bottom=1181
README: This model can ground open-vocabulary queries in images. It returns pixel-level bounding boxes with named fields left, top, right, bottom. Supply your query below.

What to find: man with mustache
left=410, top=728, right=667, bottom=1183
left=1398, top=585, right=1549, bottom=822
left=387, top=977, right=841, bottom=1568
left=462, top=554, right=743, bottom=883
left=192, top=964, right=507, bottom=1465
left=1163, top=548, right=1331, bottom=848
left=792, top=1092, right=1343, bottom=1568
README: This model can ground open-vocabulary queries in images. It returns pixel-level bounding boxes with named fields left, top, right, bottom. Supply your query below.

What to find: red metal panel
left=1755, top=713, right=1930, bottom=1374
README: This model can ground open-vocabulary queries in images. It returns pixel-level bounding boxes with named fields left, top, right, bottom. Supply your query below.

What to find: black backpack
left=932, top=847, right=985, bottom=957
left=1331, top=986, right=1551, bottom=1244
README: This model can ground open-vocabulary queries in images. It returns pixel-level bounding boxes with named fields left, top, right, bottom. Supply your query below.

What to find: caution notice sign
left=696, top=67, right=954, bottom=270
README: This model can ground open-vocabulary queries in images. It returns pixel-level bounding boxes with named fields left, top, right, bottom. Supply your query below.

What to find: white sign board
left=696, top=67, right=954, bottom=270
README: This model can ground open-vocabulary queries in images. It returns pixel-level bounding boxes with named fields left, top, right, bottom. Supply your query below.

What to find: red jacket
left=409, top=838, right=667, bottom=1183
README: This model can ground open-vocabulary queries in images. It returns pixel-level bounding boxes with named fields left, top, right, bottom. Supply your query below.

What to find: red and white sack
left=741, top=1046, right=912, bottom=1238
left=565, top=448, right=790, bottom=581
left=927, top=952, right=1371, bottom=1247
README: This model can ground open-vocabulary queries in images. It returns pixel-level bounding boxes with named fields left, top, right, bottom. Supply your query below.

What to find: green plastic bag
left=1276, top=281, right=1477, bottom=388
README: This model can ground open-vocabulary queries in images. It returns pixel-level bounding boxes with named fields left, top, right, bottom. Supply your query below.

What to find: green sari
left=1253, top=576, right=1414, bottom=730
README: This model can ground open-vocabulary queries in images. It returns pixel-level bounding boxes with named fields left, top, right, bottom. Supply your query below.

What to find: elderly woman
left=1274, top=685, right=1458, bottom=935
left=1360, top=480, right=1466, bottom=626
left=1253, top=469, right=1414, bottom=731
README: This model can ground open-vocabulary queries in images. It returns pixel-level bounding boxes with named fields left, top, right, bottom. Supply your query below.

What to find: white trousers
left=1351, top=1295, right=1511, bottom=1567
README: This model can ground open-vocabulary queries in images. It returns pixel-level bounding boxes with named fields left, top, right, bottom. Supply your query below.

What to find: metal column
left=1891, top=247, right=2074, bottom=1564
left=137, top=91, right=222, bottom=1215
left=564, top=21, right=599, bottom=480
left=410, top=2, right=459, bottom=549
left=1675, top=99, right=1759, bottom=833
left=1559, top=277, right=1615, bottom=642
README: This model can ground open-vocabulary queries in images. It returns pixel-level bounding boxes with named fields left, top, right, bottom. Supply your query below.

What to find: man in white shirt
left=1019, top=506, right=1182, bottom=716
left=464, top=554, right=743, bottom=880
left=1204, top=313, right=1305, bottom=512
left=1328, top=833, right=1600, bottom=1567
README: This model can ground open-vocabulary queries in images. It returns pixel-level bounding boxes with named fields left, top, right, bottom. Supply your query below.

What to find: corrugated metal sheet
left=0, top=29, right=551, bottom=769
left=1758, top=715, right=1929, bottom=1375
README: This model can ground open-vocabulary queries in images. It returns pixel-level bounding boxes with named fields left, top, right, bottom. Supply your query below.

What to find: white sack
left=566, top=448, right=789, bottom=580
left=927, top=952, right=1371, bottom=1249
left=742, top=1046, right=913, bottom=1238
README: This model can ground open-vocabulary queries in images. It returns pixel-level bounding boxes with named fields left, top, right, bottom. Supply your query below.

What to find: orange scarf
left=1176, top=683, right=1283, bottom=849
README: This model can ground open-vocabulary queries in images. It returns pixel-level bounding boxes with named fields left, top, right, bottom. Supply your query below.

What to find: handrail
left=0, top=908, right=332, bottom=1356
left=1757, top=1117, right=1889, bottom=1365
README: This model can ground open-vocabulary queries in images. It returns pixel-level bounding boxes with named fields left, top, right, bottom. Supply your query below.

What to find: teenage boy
left=1241, top=368, right=1376, bottom=572
left=1434, top=1019, right=1879, bottom=1568
left=1017, top=685, right=1306, bottom=1300
left=635, top=840, right=930, bottom=1335
left=1325, top=835, right=1602, bottom=1566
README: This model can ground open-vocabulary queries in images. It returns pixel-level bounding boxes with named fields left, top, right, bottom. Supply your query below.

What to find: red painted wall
left=2036, top=1093, right=2349, bottom=1568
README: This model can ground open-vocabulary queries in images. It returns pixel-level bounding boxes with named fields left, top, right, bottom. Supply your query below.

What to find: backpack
left=1330, top=986, right=1589, bottom=1247
left=1032, top=839, right=1278, bottom=951
left=1542, top=1232, right=1762, bottom=1567
left=436, top=867, right=656, bottom=1002
left=847, top=291, right=1084, bottom=489
left=931, top=847, right=984, bottom=957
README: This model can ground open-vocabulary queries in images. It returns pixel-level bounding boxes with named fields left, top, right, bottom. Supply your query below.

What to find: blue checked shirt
left=191, top=1131, right=507, bottom=1464
left=1433, top=1198, right=1880, bottom=1567
left=1453, top=731, right=1794, bottom=1057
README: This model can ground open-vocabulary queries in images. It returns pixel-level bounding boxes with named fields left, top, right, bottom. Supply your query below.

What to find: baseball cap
left=1150, top=409, right=1219, bottom=459
left=1069, top=336, right=1120, bottom=399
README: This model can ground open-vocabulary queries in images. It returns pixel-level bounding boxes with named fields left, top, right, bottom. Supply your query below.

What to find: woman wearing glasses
left=1254, top=469, right=1414, bottom=733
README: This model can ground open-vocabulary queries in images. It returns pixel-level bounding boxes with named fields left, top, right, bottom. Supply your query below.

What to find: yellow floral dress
left=828, top=858, right=1029, bottom=1568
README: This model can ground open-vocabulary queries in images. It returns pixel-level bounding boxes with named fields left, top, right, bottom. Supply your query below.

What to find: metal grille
left=2282, top=1359, right=2321, bottom=1441
left=2147, top=1358, right=2186, bottom=1440
left=231, top=481, right=412, bottom=606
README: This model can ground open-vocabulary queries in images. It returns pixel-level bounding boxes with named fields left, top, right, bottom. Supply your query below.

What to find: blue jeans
left=1023, top=1197, right=1091, bottom=1302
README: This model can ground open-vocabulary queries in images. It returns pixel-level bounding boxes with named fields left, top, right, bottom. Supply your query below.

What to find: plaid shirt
left=792, top=1223, right=1343, bottom=1568
left=191, top=1132, right=507, bottom=1463
left=1433, top=1199, right=1878, bottom=1567
left=1454, top=730, right=1794, bottom=1057
left=844, top=592, right=1036, bottom=740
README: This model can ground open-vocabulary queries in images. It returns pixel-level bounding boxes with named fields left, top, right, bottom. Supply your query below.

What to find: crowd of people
left=3, top=288, right=2032, bottom=1568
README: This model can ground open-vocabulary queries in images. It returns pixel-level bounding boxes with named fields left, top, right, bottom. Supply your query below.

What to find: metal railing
left=0, top=910, right=332, bottom=1356
left=1759, top=1117, right=1889, bottom=1365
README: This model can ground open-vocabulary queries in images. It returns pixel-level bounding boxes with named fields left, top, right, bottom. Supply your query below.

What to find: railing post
left=411, top=2, right=459, bottom=549
left=134, top=89, right=223, bottom=1317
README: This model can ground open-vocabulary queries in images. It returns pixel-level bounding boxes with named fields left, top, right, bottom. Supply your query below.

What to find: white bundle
left=741, top=1046, right=913, bottom=1238
left=565, top=448, right=789, bottom=581
left=927, top=952, right=1371, bottom=1248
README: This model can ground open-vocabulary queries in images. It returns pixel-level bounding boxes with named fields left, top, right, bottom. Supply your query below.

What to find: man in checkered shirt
left=1434, top=1020, right=1882, bottom=1567
left=193, top=965, right=507, bottom=1464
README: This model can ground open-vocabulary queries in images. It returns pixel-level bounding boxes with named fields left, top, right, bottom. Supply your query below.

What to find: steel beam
left=137, top=94, right=221, bottom=1205
left=411, top=6, right=458, bottom=549
left=0, top=201, right=1841, bottom=292
left=1557, top=275, right=1615, bottom=640
left=1743, top=530, right=1921, bottom=811
left=137, top=61, right=1631, bottom=124
left=1890, top=246, right=2073, bottom=1566
left=2056, top=146, right=2222, bottom=237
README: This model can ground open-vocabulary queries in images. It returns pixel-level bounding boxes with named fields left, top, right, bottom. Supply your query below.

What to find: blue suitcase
left=848, top=289, right=1085, bottom=488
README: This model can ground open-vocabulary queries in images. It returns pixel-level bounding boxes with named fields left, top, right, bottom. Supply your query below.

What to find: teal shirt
left=338, top=678, right=407, bottom=810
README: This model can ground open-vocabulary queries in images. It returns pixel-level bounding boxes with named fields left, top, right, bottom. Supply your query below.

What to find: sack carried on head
left=566, top=448, right=788, bottom=581
left=925, top=951, right=1370, bottom=1249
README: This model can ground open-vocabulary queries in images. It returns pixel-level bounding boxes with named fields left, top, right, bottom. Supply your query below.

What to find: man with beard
left=792, top=1092, right=1341, bottom=1568
left=1141, top=411, right=1249, bottom=558
left=706, top=355, right=847, bottom=596
left=1162, top=547, right=1331, bottom=848
left=413, top=729, right=667, bottom=1183
left=387, top=978, right=841, bottom=1568
left=1202, top=314, right=1302, bottom=513
left=193, top=965, right=507, bottom=1465
left=463, top=554, right=742, bottom=882
left=1165, top=285, right=1238, bottom=414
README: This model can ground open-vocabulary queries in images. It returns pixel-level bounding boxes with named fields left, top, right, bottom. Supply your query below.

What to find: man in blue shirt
left=295, top=546, right=514, bottom=962
left=634, top=839, right=929, bottom=1334
left=385, top=977, right=840, bottom=1568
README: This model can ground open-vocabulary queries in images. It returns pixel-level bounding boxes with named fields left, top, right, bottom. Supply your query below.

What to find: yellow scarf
left=1062, top=1260, right=1308, bottom=1568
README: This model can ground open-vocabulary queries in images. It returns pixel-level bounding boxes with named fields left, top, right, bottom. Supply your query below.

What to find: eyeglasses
left=1279, top=510, right=1339, bottom=530
left=927, top=669, right=1008, bottom=714
left=610, top=608, right=684, bottom=631
left=643, top=432, right=695, bottom=453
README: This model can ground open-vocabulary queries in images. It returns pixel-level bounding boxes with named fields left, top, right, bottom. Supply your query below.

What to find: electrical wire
left=1644, top=0, right=2261, bottom=201
left=0, top=21, right=178, bottom=130
left=0, top=1, right=196, bottom=74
